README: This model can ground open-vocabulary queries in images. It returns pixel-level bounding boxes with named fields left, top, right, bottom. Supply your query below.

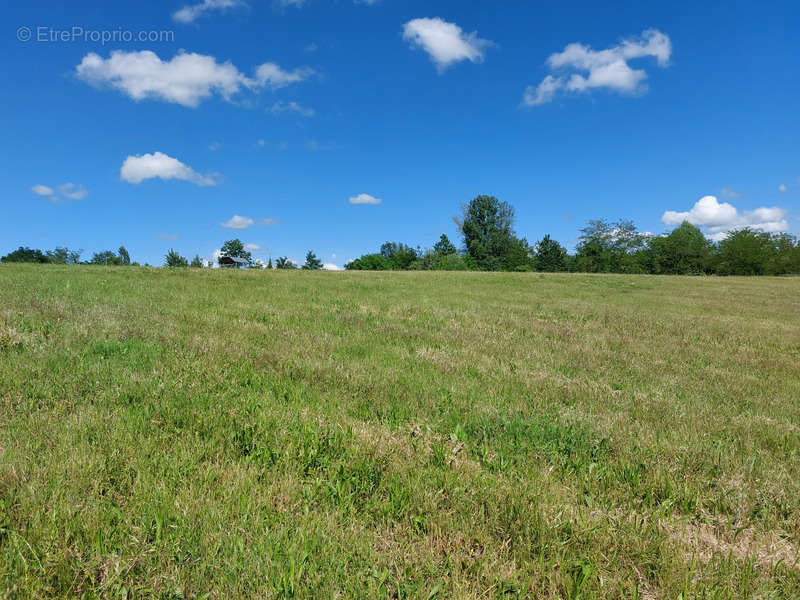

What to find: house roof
left=218, top=256, right=249, bottom=265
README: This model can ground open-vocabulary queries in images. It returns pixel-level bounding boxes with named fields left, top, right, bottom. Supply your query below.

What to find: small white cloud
left=221, top=215, right=255, bottom=229
left=269, top=101, right=315, bottom=117
left=58, top=183, right=88, bottom=200
left=778, top=183, right=788, bottom=192
left=260, top=217, right=279, bottom=226
left=662, top=195, right=789, bottom=241
left=245, top=243, right=261, bottom=251
left=121, top=151, right=217, bottom=186
left=173, top=0, right=243, bottom=24
left=523, top=29, right=671, bottom=106
left=32, top=183, right=88, bottom=202
left=254, top=63, right=314, bottom=90
left=76, top=50, right=312, bottom=108
left=402, top=17, right=492, bottom=72
left=323, top=263, right=343, bottom=271
left=153, top=233, right=180, bottom=240
left=31, top=185, right=54, bottom=197
left=720, top=187, right=742, bottom=199
left=349, top=193, right=381, bottom=205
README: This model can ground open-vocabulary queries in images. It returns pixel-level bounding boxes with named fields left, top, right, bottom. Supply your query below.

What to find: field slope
left=1, top=265, right=799, bottom=598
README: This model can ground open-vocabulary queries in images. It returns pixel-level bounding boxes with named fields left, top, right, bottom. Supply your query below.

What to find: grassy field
left=1, top=265, right=798, bottom=599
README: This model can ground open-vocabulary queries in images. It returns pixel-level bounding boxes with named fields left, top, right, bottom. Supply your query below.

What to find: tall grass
left=1, top=265, right=798, bottom=598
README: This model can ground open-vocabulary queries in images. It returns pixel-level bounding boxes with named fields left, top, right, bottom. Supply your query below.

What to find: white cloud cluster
left=76, top=51, right=313, bottom=107
left=269, top=101, right=315, bottom=117
left=121, top=151, right=217, bottom=186
left=403, top=18, right=492, bottom=72
left=323, top=263, right=343, bottom=271
left=349, top=193, right=381, bottom=205
left=662, top=196, right=789, bottom=241
left=221, top=215, right=255, bottom=229
left=173, top=0, right=242, bottom=23
left=31, top=183, right=88, bottom=202
left=219, top=215, right=278, bottom=229
left=523, top=29, right=671, bottom=106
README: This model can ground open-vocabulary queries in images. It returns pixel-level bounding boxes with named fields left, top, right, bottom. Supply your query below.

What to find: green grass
left=1, top=264, right=798, bottom=599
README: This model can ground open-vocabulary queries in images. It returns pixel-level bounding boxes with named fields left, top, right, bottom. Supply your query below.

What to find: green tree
left=712, top=229, right=772, bottom=275
left=267, top=257, right=273, bottom=270
left=1, top=247, right=49, bottom=263
left=90, top=250, right=124, bottom=266
left=433, top=234, right=457, bottom=256
left=275, top=257, right=297, bottom=269
left=46, top=247, right=82, bottom=265
left=380, top=242, right=418, bottom=269
left=164, top=249, right=189, bottom=268
left=346, top=254, right=392, bottom=270
left=575, top=219, right=647, bottom=273
left=190, top=254, right=203, bottom=268
left=458, top=195, right=519, bottom=271
left=220, top=239, right=252, bottom=265
left=118, top=246, right=131, bottom=266
left=649, top=222, right=710, bottom=274
left=535, top=235, right=568, bottom=272
left=302, top=250, right=323, bottom=270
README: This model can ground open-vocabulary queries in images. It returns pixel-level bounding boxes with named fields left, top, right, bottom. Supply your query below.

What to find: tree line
left=3, top=195, right=799, bottom=275
left=345, top=195, right=800, bottom=276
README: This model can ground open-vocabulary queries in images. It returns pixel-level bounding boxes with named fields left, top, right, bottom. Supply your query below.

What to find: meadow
left=1, top=264, right=798, bottom=599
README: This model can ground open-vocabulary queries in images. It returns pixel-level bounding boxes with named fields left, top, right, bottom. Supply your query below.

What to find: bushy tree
left=47, top=247, right=82, bottom=265
left=433, top=234, right=457, bottom=256
left=458, top=195, right=518, bottom=271
left=575, top=219, right=648, bottom=273
left=118, top=246, right=131, bottom=266
left=649, top=221, right=710, bottom=274
left=302, top=250, right=324, bottom=270
left=1, top=246, right=49, bottom=263
left=535, top=235, right=567, bottom=272
left=275, top=257, right=297, bottom=269
left=220, top=239, right=252, bottom=265
left=164, top=249, right=189, bottom=268
left=90, top=250, right=124, bottom=266
left=267, top=257, right=273, bottom=270
left=380, top=242, right=418, bottom=269
left=190, top=254, right=203, bottom=268
left=346, top=254, right=392, bottom=270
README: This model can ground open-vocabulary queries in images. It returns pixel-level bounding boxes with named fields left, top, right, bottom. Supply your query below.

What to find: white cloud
left=720, top=187, right=742, bottom=199
left=778, top=183, right=788, bottom=192
left=260, top=217, right=279, bottom=225
left=221, top=215, right=255, bottom=229
left=58, top=183, right=88, bottom=200
left=32, top=183, right=88, bottom=202
left=402, top=18, right=492, bottom=72
left=323, top=263, right=343, bottom=271
left=662, top=195, right=789, bottom=241
left=349, top=193, right=381, bottom=205
left=523, top=29, right=671, bottom=106
left=173, top=0, right=242, bottom=23
left=269, top=101, right=315, bottom=117
left=31, top=185, right=54, bottom=197
left=153, top=233, right=180, bottom=240
left=121, top=152, right=216, bottom=186
left=245, top=243, right=261, bottom=250
left=255, top=63, right=314, bottom=89
left=76, top=50, right=312, bottom=108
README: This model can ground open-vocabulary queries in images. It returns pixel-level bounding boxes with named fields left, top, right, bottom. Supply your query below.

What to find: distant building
left=218, top=256, right=250, bottom=269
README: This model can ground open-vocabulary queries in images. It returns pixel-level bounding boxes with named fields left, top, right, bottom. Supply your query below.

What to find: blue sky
left=2, top=0, right=799, bottom=267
